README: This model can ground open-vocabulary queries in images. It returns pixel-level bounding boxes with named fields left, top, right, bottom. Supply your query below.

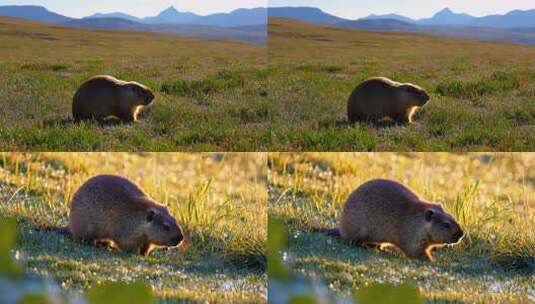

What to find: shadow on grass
left=293, top=227, right=534, bottom=279
left=321, top=117, right=403, bottom=130
left=43, top=117, right=135, bottom=128
left=18, top=218, right=264, bottom=278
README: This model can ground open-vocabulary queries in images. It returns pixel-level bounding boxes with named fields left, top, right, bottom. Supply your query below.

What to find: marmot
left=317, top=179, right=464, bottom=261
left=72, top=75, right=155, bottom=122
left=51, top=175, right=183, bottom=256
left=347, top=77, right=429, bottom=124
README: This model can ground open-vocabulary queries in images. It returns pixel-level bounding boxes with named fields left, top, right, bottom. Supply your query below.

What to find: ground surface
left=268, top=18, right=535, bottom=151
left=268, top=152, right=535, bottom=303
left=0, top=152, right=267, bottom=303
left=0, top=17, right=268, bottom=151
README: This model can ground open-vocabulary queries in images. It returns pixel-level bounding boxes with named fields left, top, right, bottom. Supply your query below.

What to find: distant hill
left=62, top=17, right=266, bottom=44
left=418, top=8, right=475, bottom=25
left=0, top=5, right=266, bottom=43
left=268, top=7, right=346, bottom=25
left=332, top=18, right=535, bottom=46
left=472, top=9, right=535, bottom=28
left=273, top=6, right=535, bottom=29
left=143, top=6, right=200, bottom=24
left=88, top=6, right=266, bottom=27
left=337, top=19, right=417, bottom=31
left=190, top=7, right=267, bottom=27
left=363, top=13, right=415, bottom=24
left=86, top=12, right=143, bottom=23
left=0, top=5, right=71, bottom=23
left=64, top=17, right=142, bottom=29
left=0, top=5, right=266, bottom=28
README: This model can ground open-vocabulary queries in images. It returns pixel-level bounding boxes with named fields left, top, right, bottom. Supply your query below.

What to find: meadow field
left=0, top=152, right=267, bottom=303
left=268, top=18, right=535, bottom=151
left=268, top=152, right=535, bottom=303
left=0, top=17, right=268, bottom=151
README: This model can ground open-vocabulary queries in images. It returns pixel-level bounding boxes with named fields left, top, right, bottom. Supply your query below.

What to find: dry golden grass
left=269, top=152, right=535, bottom=303
left=0, top=152, right=267, bottom=303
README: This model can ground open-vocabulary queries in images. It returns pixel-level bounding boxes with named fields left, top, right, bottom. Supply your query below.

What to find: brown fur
left=66, top=175, right=183, bottom=256
left=336, top=179, right=464, bottom=261
left=347, top=77, right=430, bottom=124
left=72, top=75, right=155, bottom=122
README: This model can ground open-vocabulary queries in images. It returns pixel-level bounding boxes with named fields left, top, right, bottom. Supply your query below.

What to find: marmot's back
left=340, top=179, right=423, bottom=242
left=70, top=175, right=146, bottom=210
left=68, top=175, right=151, bottom=240
left=72, top=76, right=122, bottom=120
left=347, top=78, right=396, bottom=121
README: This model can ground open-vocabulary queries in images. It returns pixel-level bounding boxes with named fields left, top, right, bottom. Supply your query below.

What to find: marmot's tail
left=311, top=226, right=341, bottom=237
left=41, top=226, right=70, bottom=236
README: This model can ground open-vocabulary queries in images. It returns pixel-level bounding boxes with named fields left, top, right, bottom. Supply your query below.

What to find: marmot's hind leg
left=92, top=238, right=119, bottom=250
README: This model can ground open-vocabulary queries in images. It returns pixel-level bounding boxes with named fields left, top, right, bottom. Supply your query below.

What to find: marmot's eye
left=163, top=224, right=171, bottom=231
left=443, top=222, right=450, bottom=229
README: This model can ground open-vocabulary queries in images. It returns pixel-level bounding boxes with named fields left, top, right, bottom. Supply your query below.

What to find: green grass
left=0, top=152, right=267, bottom=303
left=0, top=17, right=268, bottom=151
left=268, top=153, right=535, bottom=303
left=267, top=18, right=535, bottom=151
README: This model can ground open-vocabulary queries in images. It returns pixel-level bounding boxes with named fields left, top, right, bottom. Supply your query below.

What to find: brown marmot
left=51, top=175, right=183, bottom=256
left=317, top=179, right=464, bottom=261
left=72, top=75, right=155, bottom=122
left=347, top=77, right=429, bottom=124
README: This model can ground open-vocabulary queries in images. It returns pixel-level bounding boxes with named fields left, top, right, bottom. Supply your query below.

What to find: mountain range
left=269, top=6, right=535, bottom=29
left=268, top=6, right=535, bottom=45
left=0, top=5, right=267, bottom=27
left=363, top=7, right=535, bottom=28
left=0, top=5, right=267, bottom=43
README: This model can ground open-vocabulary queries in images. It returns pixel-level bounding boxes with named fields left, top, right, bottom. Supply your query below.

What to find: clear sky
left=0, top=0, right=267, bottom=18
left=268, top=0, right=535, bottom=19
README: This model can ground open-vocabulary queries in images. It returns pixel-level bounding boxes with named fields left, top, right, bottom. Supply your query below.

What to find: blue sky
left=0, top=0, right=267, bottom=18
left=268, top=0, right=535, bottom=19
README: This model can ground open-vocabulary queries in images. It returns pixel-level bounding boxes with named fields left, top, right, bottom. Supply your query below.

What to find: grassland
left=268, top=18, right=535, bottom=151
left=0, top=17, right=268, bottom=151
left=268, top=152, right=535, bottom=303
left=0, top=152, right=267, bottom=303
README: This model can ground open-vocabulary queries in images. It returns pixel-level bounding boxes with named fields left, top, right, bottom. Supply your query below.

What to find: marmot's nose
left=170, top=234, right=183, bottom=246
left=453, top=230, right=464, bottom=242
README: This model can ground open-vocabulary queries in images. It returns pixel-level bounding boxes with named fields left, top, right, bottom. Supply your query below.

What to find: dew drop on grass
left=282, top=252, right=289, bottom=262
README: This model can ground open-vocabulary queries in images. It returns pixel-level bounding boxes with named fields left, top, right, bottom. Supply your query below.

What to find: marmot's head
left=144, top=206, right=184, bottom=247
left=125, top=82, right=155, bottom=106
left=399, top=84, right=430, bottom=107
left=423, top=205, right=464, bottom=245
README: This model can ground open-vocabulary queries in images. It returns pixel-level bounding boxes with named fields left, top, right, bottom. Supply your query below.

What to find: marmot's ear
left=425, top=209, right=434, bottom=222
left=147, top=209, right=157, bottom=222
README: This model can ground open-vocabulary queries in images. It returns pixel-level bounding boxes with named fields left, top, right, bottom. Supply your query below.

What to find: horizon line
left=0, top=4, right=267, bottom=19
left=267, top=4, right=535, bottom=20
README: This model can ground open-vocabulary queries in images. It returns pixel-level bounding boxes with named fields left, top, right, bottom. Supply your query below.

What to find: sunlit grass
left=0, top=152, right=267, bottom=303
left=0, top=17, right=268, bottom=151
left=267, top=18, right=535, bottom=151
left=268, top=152, right=535, bottom=303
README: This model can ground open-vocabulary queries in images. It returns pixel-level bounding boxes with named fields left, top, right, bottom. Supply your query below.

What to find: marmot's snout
left=168, top=223, right=184, bottom=246
left=421, top=90, right=430, bottom=103
left=170, top=232, right=184, bottom=247
left=144, top=90, right=155, bottom=105
left=450, top=229, right=464, bottom=244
